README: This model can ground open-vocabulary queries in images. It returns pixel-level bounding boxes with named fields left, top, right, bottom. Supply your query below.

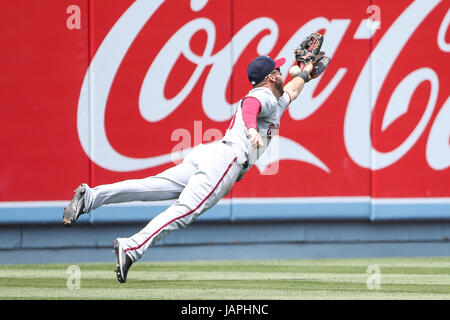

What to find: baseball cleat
left=62, top=183, right=87, bottom=227
left=113, top=239, right=133, bottom=283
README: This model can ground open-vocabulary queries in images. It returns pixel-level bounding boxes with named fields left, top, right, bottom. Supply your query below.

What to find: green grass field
left=0, top=257, right=449, bottom=300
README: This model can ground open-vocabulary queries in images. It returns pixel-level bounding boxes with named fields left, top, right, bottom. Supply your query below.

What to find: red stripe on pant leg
left=124, top=157, right=237, bottom=254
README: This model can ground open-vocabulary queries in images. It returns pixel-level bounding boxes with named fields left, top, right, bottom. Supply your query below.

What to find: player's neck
left=267, top=83, right=282, bottom=99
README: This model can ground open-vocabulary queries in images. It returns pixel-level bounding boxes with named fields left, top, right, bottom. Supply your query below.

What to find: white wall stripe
left=0, top=197, right=449, bottom=208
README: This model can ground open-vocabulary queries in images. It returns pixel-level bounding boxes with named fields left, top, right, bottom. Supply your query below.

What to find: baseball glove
left=295, top=32, right=330, bottom=80
left=310, top=51, right=330, bottom=79
left=294, top=49, right=317, bottom=70
left=294, top=32, right=324, bottom=69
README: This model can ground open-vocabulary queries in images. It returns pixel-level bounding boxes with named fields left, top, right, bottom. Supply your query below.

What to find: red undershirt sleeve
left=241, top=97, right=261, bottom=129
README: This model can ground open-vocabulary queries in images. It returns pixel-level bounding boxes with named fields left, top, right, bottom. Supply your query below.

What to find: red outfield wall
left=0, top=0, right=449, bottom=220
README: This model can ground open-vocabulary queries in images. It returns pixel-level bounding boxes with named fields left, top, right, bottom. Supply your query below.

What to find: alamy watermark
left=66, top=5, right=81, bottom=30
left=366, top=265, right=381, bottom=290
left=66, top=265, right=81, bottom=290
left=170, top=121, right=280, bottom=175
left=366, top=5, right=381, bottom=31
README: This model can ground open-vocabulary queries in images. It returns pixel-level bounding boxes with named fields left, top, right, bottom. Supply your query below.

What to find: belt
left=222, top=140, right=248, bottom=169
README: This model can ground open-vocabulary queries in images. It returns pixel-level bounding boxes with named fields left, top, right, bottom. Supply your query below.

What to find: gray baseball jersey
left=223, top=87, right=291, bottom=178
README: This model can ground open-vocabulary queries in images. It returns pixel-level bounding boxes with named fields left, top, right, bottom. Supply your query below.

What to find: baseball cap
left=247, top=56, right=286, bottom=86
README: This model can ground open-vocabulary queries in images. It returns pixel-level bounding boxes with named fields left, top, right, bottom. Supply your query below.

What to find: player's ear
left=267, top=73, right=276, bottom=82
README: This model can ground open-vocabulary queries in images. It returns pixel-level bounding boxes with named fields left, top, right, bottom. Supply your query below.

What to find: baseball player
left=63, top=35, right=329, bottom=283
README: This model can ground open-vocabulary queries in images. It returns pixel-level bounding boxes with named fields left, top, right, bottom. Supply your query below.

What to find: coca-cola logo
left=77, top=0, right=449, bottom=174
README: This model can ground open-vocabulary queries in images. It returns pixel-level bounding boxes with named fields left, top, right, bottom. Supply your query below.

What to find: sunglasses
left=265, top=68, right=281, bottom=79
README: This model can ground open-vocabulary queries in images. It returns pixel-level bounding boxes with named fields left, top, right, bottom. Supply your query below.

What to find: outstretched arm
left=283, top=62, right=313, bottom=101
left=284, top=32, right=328, bottom=101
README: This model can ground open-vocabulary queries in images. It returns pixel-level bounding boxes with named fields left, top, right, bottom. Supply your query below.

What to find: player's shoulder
left=246, top=87, right=277, bottom=105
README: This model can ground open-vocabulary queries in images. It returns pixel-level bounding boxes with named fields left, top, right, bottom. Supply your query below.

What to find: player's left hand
left=303, top=62, right=314, bottom=75
left=247, top=127, right=264, bottom=149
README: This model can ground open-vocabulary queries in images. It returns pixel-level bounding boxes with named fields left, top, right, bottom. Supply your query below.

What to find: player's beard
left=274, top=77, right=284, bottom=96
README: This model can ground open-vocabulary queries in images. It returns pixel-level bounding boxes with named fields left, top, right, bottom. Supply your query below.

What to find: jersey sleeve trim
left=284, top=91, right=292, bottom=105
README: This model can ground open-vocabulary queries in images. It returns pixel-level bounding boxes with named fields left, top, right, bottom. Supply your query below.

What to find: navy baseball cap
left=247, top=56, right=286, bottom=86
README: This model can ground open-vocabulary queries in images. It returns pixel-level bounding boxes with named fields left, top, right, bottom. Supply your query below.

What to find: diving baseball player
left=63, top=33, right=329, bottom=283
